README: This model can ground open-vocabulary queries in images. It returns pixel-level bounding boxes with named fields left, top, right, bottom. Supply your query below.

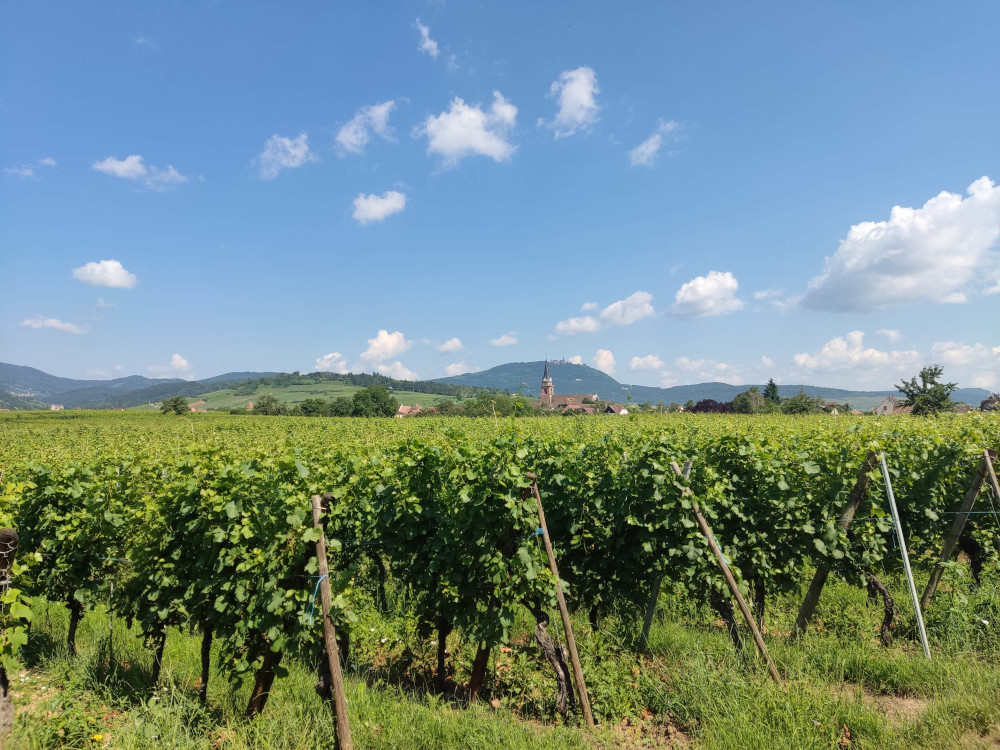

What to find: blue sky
left=2, top=1, right=998, bottom=391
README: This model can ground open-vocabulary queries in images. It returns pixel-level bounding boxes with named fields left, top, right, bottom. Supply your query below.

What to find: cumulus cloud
left=670, top=271, right=744, bottom=318
left=254, top=134, right=319, bottom=180
left=417, top=92, right=517, bottom=167
left=629, top=354, right=665, bottom=371
left=148, top=353, right=194, bottom=379
left=567, top=355, right=583, bottom=365
left=555, top=291, right=654, bottom=334
left=629, top=120, right=680, bottom=166
left=754, top=289, right=782, bottom=300
left=437, top=337, right=463, bottom=353
left=761, top=355, right=775, bottom=369
left=352, top=190, right=406, bottom=225
left=3, top=165, right=35, bottom=178
left=445, top=361, right=478, bottom=376
left=377, top=361, right=418, bottom=380
left=592, top=348, right=615, bottom=375
left=877, top=329, right=902, bottom=342
left=315, top=352, right=348, bottom=374
left=415, top=18, right=439, bottom=58
left=929, top=341, right=1000, bottom=367
left=539, top=67, right=600, bottom=138
left=20, top=316, right=88, bottom=334
left=93, top=155, right=188, bottom=190
left=336, top=101, right=396, bottom=155
left=802, top=177, right=1000, bottom=312
left=792, top=331, right=920, bottom=379
left=674, top=356, right=744, bottom=385
left=490, top=332, right=518, bottom=346
left=39, top=157, right=56, bottom=167
left=361, top=330, right=411, bottom=362
left=72, top=259, right=137, bottom=289
left=581, top=302, right=598, bottom=311
left=555, top=316, right=600, bottom=335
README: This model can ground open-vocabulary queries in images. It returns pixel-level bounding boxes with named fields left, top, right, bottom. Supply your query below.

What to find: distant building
left=395, top=404, right=423, bottom=418
left=604, top=404, right=628, bottom=415
left=540, top=361, right=554, bottom=405
left=49, top=404, right=64, bottom=411
left=534, top=362, right=611, bottom=413
left=246, top=400, right=254, bottom=411
left=873, top=395, right=901, bottom=416
left=981, top=394, right=1000, bottom=412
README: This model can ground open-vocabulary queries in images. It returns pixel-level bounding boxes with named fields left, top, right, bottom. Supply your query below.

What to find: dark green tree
left=160, top=396, right=189, bottom=415
left=763, top=378, right=780, bottom=404
left=896, top=364, right=957, bottom=416
left=328, top=396, right=354, bottom=417
left=252, top=393, right=287, bottom=416
left=732, top=386, right=773, bottom=414
left=780, top=392, right=823, bottom=415
left=351, top=385, right=399, bottom=417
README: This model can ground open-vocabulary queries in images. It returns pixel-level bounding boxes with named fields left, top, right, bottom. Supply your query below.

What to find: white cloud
left=361, top=330, right=411, bottom=362
left=315, top=352, right=348, bottom=374
left=971, top=373, right=995, bottom=389
left=660, top=372, right=679, bottom=387
left=445, top=361, right=478, bottom=376
left=555, top=316, right=600, bottom=335
left=134, top=34, right=154, bottom=47
left=417, top=92, right=517, bottom=167
left=437, top=337, right=463, bottom=353
left=336, top=101, right=396, bottom=155
left=377, top=361, right=418, bottom=380
left=581, top=301, right=598, bottom=311
left=567, top=355, right=583, bottom=365
left=761, top=355, right=775, bottom=369
left=352, top=190, right=406, bottom=225
left=592, top=348, right=615, bottom=375
left=490, top=332, right=518, bottom=346
left=539, top=67, right=600, bottom=138
left=675, top=357, right=707, bottom=371
left=629, top=354, right=666, bottom=371
left=792, top=331, right=920, bottom=378
left=754, top=289, right=782, bottom=300
left=802, top=177, right=1000, bottom=311
left=95, top=298, right=117, bottom=309
left=72, top=259, right=137, bottom=289
left=254, top=133, right=318, bottom=180
left=555, top=291, right=654, bottom=335
left=4, top=165, right=34, bottom=178
left=19, top=316, right=88, bottom=334
left=877, top=329, right=902, bottom=342
left=673, top=356, right=744, bottom=385
left=92, top=154, right=187, bottom=190
left=148, top=353, right=193, bottom=380
left=415, top=18, right=439, bottom=59
left=670, top=271, right=744, bottom=317
left=629, top=120, right=679, bottom=166
left=39, top=157, right=56, bottom=167
left=929, top=341, right=1000, bottom=367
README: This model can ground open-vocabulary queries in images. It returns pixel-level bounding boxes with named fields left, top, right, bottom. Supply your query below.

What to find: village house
left=872, top=395, right=901, bottom=415
left=49, top=404, right=64, bottom=411
left=534, top=362, right=625, bottom=414
left=395, top=404, right=423, bottom=418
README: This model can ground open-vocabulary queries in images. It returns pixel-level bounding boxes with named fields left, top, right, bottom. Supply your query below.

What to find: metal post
left=878, top=453, right=931, bottom=659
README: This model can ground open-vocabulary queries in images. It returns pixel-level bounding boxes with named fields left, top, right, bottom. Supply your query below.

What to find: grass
left=7, top=563, right=1000, bottom=749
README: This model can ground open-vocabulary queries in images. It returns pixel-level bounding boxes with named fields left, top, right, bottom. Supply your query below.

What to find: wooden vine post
left=310, top=494, right=354, bottom=750
left=669, top=462, right=782, bottom=684
left=921, top=449, right=996, bottom=610
left=0, top=528, right=18, bottom=749
left=791, top=451, right=879, bottom=639
left=526, top=474, right=595, bottom=728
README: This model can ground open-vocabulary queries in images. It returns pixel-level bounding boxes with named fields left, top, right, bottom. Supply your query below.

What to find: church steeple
left=540, top=360, right=554, bottom=405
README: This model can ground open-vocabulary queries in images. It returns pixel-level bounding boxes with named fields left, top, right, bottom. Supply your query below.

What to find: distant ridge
left=433, top=360, right=991, bottom=409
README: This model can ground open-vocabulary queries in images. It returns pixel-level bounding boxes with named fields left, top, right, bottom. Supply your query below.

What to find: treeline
left=229, top=371, right=485, bottom=399
left=232, top=386, right=400, bottom=418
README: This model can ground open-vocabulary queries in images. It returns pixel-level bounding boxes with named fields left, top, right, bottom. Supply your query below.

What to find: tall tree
left=160, top=396, right=189, bottom=415
left=763, top=378, right=780, bottom=404
left=896, top=364, right=957, bottom=416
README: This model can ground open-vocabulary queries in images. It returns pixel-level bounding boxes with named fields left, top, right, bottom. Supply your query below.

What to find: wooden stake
left=527, top=474, right=595, bottom=728
left=985, top=451, right=1000, bottom=512
left=670, top=462, right=781, bottom=684
left=310, top=494, right=354, bottom=750
left=791, top=451, right=879, bottom=639
left=920, top=449, right=995, bottom=610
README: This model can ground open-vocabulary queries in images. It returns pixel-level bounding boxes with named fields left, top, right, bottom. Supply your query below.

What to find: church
left=535, top=361, right=624, bottom=414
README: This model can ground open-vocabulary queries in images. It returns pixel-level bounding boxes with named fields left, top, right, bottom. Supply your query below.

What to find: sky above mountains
left=2, top=2, right=999, bottom=390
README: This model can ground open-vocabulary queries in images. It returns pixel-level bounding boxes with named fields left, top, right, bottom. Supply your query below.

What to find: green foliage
left=763, top=378, right=780, bottom=404
left=160, top=395, right=189, bottom=415
left=733, top=386, right=777, bottom=414
left=349, top=385, right=399, bottom=418
left=780, top=392, right=824, bottom=414
left=896, top=364, right=958, bottom=415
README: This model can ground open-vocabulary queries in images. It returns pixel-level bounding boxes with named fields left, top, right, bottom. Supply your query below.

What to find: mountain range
left=0, top=360, right=992, bottom=411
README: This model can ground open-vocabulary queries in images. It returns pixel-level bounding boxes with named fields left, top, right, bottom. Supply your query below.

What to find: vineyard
left=2, top=410, right=1000, bottom=749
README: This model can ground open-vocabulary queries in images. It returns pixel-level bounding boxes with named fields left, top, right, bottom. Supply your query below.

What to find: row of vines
left=1, top=412, right=999, bottom=722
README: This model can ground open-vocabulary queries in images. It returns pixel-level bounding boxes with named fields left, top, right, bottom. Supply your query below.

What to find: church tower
left=540, top=360, right=554, bottom=405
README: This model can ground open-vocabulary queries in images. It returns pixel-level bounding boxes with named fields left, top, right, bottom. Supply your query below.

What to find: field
left=2, top=411, right=1000, bottom=749
left=127, top=382, right=460, bottom=411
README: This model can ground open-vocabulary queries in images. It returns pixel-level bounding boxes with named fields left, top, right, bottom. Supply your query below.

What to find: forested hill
left=433, top=360, right=992, bottom=407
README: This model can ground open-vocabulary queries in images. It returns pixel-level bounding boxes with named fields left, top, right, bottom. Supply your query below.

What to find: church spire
left=543, top=360, right=550, bottom=381
left=540, top=360, right=554, bottom=405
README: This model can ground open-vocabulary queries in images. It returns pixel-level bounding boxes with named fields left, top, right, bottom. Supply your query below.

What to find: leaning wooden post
left=310, top=495, right=354, bottom=750
left=985, top=451, right=1000, bottom=513
left=0, top=528, right=18, bottom=749
left=877, top=454, right=931, bottom=660
left=670, top=462, right=782, bottom=684
left=640, top=461, right=692, bottom=650
left=921, top=449, right=995, bottom=610
left=527, top=474, right=595, bottom=728
left=791, top=451, right=879, bottom=639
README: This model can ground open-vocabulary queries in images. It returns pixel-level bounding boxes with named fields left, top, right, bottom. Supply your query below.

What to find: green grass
left=8, top=566, right=1000, bottom=749
left=128, top=382, right=462, bottom=411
